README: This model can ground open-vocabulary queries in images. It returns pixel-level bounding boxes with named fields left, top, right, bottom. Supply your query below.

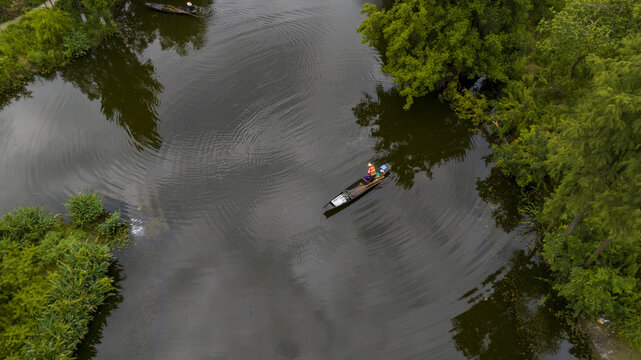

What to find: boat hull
left=144, top=2, right=198, bottom=16
left=323, top=164, right=391, bottom=214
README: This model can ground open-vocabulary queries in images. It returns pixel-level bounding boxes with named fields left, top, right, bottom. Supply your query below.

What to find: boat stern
left=379, top=163, right=391, bottom=176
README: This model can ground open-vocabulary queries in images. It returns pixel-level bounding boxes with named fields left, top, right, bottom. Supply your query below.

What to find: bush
left=97, top=211, right=129, bottom=248
left=37, top=231, right=70, bottom=266
left=0, top=195, right=124, bottom=359
left=23, top=8, right=72, bottom=46
left=0, top=206, right=57, bottom=246
left=23, top=242, right=114, bottom=359
left=65, top=191, right=104, bottom=228
left=0, top=57, right=29, bottom=92
left=26, top=49, right=65, bottom=72
left=0, top=3, right=116, bottom=92
left=0, top=25, right=32, bottom=62
left=556, top=266, right=637, bottom=318
left=63, top=30, right=91, bottom=58
left=619, top=313, right=641, bottom=351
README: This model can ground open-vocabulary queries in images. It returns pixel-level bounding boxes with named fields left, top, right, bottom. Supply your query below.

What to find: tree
left=537, top=0, right=640, bottom=81
left=23, top=8, right=73, bottom=47
left=544, top=34, right=641, bottom=255
left=357, top=0, right=533, bottom=108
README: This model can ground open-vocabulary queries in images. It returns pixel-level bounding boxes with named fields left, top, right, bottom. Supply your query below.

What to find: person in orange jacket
left=365, top=163, right=377, bottom=181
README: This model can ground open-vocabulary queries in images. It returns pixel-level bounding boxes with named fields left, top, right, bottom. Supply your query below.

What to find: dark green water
left=0, top=0, right=590, bottom=358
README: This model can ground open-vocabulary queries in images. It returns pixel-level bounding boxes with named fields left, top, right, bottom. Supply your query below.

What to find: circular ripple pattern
left=0, top=0, right=576, bottom=359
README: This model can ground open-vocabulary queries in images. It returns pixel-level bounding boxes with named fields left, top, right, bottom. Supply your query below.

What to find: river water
left=0, top=0, right=590, bottom=358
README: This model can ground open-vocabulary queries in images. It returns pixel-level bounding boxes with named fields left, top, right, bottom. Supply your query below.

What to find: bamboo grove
left=358, top=0, right=641, bottom=350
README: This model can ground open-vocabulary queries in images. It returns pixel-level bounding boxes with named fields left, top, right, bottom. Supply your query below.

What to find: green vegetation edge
left=358, top=0, right=641, bottom=354
left=0, top=0, right=120, bottom=93
left=0, top=191, right=130, bottom=359
left=1, top=0, right=51, bottom=24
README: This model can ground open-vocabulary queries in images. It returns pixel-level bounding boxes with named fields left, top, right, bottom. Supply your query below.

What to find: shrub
left=63, top=30, right=91, bottom=58
left=37, top=231, right=68, bottom=266
left=0, top=206, right=57, bottom=246
left=23, top=242, right=114, bottom=359
left=0, top=57, right=30, bottom=92
left=0, top=0, right=117, bottom=91
left=556, top=266, right=637, bottom=319
left=26, top=49, right=65, bottom=72
left=65, top=191, right=104, bottom=228
left=0, top=196, right=124, bottom=359
left=97, top=211, right=129, bottom=248
left=619, top=313, right=641, bottom=351
left=23, top=8, right=72, bottom=46
left=0, top=25, right=32, bottom=62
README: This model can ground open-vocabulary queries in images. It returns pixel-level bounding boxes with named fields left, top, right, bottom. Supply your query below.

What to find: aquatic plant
left=65, top=191, right=104, bottom=228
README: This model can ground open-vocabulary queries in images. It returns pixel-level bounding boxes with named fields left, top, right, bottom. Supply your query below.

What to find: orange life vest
left=367, top=165, right=376, bottom=177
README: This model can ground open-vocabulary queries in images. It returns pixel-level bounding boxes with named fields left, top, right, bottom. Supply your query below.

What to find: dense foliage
left=360, top=0, right=641, bottom=351
left=0, top=193, right=129, bottom=359
left=65, top=191, right=104, bottom=228
left=357, top=0, right=560, bottom=108
left=0, top=0, right=118, bottom=93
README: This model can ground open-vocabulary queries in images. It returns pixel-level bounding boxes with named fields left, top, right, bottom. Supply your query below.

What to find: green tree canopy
left=544, top=35, right=641, bottom=243
left=358, top=0, right=535, bottom=108
left=537, top=0, right=640, bottom=80
left=23, top=8, right=72, bottom=47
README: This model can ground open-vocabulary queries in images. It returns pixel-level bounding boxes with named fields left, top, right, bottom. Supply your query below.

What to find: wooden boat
left=144, top=2, right=199, bottom=16
left=323, top=164, right=391, bottom=213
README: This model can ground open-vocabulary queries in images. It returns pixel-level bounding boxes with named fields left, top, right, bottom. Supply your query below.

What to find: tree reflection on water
left=353, top=85, right=529, bottom=232
left=475, top=165, right=525, bottom=233
left=59, top=38, right=164, bottom=151
left=354, top=85, right=592, bottom=358
left=0, top=87, right=32, bottom=110
left=57, top=0, right=214, bottom=151
left=117, top=0, right=214, bottom=57
left=353, top=85, right=476, bottom=189
left=450, top=250, right=591, bottom=359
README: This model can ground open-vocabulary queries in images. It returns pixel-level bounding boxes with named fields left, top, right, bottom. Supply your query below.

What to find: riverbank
left=0, top=0, right=117, bottom=93
left=0, top=0, right=50, bottom=23
left=583, top=319, right=640, bottom=360
left=0, top=0, right=58, bottom=29
left=0, top=192, right=129, bottom=359
left=358, top=0, right=641, bottom=356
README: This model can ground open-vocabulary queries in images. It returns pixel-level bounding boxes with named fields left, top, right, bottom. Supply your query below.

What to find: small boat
left=144, top=2, right=199, bottom=16
left=323, top=164, right=391, bottom=214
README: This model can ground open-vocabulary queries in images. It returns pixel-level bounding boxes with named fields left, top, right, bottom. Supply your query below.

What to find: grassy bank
left=358, top=0, right=641, bottom=353
left=0, top=0, right=118, bottom=93
left=0, top=192, right=129, bottom=359
left=1, top=0, right=49, bottom=23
